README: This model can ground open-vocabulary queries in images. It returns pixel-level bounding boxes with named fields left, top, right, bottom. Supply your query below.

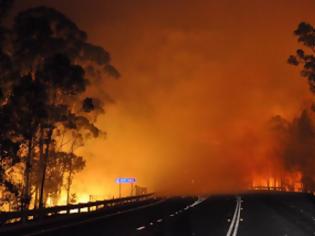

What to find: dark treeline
left=268, top=111, right=315, bottom=191
left=273, top=21, right=315, bottom=191
left=0, top=0, right=118, bottom=211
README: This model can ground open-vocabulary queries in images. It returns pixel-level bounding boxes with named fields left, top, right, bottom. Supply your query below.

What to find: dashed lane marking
left=135, top=197, right=208, bottom=232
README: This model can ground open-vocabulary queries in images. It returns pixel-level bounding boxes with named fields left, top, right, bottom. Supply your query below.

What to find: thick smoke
left=14, top=0, right=315, bottom=197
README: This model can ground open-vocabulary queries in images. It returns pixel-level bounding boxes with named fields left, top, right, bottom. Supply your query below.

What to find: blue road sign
left=116, top=177, right=136, bottom=184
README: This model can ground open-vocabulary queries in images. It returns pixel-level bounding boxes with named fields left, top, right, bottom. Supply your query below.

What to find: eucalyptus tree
left=289, top=22, right=315, bottom=92
left=289, top=22, right=315, bottom=191
left=0, top=2, right=118, bottom=210
left=0, top=0, right=23, bottom=210
left=12, top=6, right=118, bottom=208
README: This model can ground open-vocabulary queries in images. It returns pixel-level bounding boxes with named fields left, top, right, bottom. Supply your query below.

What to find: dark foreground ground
left=3, top=192, right=315, bottom=236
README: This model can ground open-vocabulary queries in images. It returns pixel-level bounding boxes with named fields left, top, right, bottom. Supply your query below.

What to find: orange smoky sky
left=15, top=0, right=315, bottom=197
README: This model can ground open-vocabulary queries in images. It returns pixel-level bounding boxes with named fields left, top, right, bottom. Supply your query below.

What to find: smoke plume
left=14, top=0, right=315, bottom=197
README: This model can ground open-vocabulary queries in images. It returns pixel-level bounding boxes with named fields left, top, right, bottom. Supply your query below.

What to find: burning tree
left=0, top=0, right=118, bottom=211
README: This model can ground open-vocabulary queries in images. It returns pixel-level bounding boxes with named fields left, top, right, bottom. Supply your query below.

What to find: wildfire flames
left=251, top=172, right=303, bottom=192
left=2, top=0, right=315, bottom=212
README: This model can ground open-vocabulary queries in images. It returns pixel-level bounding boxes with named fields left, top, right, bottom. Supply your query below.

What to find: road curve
left=5, top=192, right=315, bottom=236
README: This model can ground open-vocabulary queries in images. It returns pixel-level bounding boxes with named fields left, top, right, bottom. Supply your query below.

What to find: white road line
left=190, top=197, right=207, bottom=208
left=226, top=197, right=239, bottom=236
left=136, top=226, right=146, bottom=231
left=226, top=196, right=242, bottom=236
left=135, top=197, right=207, bottom=233
left=232, top=197, right=242, bottom=236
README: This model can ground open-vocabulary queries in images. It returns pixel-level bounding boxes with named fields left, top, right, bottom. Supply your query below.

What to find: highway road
left=6, top=192, right=315, bottom=236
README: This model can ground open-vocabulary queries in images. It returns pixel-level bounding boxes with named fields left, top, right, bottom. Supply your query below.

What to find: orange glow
left=14, top=0, right=315, bottom=199
left=251, top=172, right=303, bottom=192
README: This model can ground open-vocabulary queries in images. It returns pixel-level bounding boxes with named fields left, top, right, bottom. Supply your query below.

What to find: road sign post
left=119, top=182, right=121, bottom=198
left=116, top=178, right=136, bottom=198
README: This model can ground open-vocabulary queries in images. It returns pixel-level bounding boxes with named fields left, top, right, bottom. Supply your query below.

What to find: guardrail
left=250, top=186, right=305, bottom=192
left=251, top=186, right=285, bottom=191
left=0, top=193, right=154, bottom=225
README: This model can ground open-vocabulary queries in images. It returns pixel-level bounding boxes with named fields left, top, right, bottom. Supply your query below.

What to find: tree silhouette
left=289, top=22, right=315, bottom=93
left=7, top=75, right=47, bottom=210
left=288, top=22, right=315, bottom=191
left=0, top=3, right=118, bottom=211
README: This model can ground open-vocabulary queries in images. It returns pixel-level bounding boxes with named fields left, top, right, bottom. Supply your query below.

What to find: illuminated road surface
left=134, top=193, right=315, bottom=236
left=7, top=192, right=315, bottom=236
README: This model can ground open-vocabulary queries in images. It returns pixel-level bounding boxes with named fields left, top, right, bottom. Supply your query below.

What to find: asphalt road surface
left=7, top=192, right=315, bottom=236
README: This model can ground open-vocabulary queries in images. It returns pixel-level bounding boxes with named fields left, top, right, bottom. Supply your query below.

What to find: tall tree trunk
left=66, top=160, right=72, bottom=205
left=21, top=137, right=33, bottom=222
left=39, top=127, right=52, bottom=209
left=33, top=184, right=38, bottom=209
left=66, top=141, right=75, bottom=205
left=37, top=126, right=44, bottom=209
left=23, top=137, right=33, bottom=209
